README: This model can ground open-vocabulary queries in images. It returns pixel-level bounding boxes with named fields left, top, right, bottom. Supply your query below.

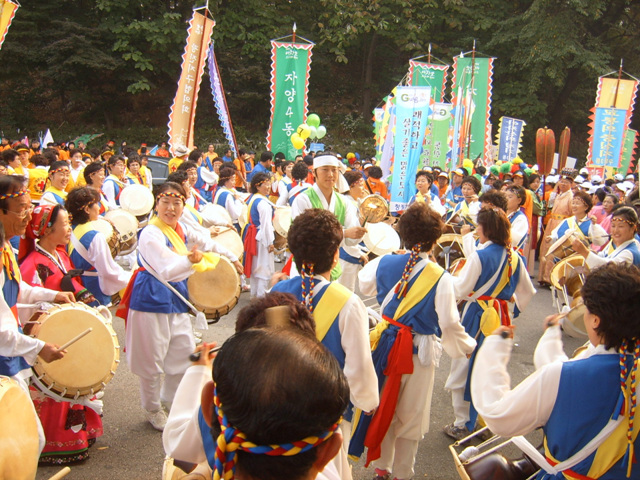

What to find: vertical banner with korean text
left=390, top=86, right=431, bottom=212
left=207, top=42, right=238, bottom=156
left=495, top=116, right=526, bottom=162
left=591, top=107, right=627, bottom=168
left=587, top=77, right=638, bottom=164
left=422, top=103, right=452, bottom=169
left=619, top=129, right=638, bottom=174
left=408, top=60, right=448, bottom=102
left=0, top=0, right=19, bottom=50
left=167, top=11, right=215, bottom=151
left=450, top=56, right=494, bottom=163
left=266, top=41, right=313, bottom=160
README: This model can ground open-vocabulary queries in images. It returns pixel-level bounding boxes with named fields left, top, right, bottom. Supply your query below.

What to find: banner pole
left=612, top=58, right=623, bottom=108
left=465, top=39, right=476, bottom=162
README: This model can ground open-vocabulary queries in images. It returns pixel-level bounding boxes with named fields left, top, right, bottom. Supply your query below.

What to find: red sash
left=116, top=267, right=144, bottom=327
left=242, top=224, right=258, bottom=278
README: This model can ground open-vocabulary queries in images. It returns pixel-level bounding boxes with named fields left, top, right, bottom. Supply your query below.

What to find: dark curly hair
left=291, top=161, right=309, bottom=182
left=461, top=175, right=482, bottom=194
left=573, top=190, right=593, bottom=213
left=415, top=170, right=434, bottom=185
left=288, top=209, right=343, bottom=273
left=65, top=187, right=101, bottom=225
left=479, top=189, right=507, bottom=212
left=477, top=207, right=511, bottom=247
left=581, top=263, right=640, bottom=351
left=250, top=172, right=271, bottom=194
left=235, top=291, right=316, bottom=336
left=397, top=202, right=443, bottom=252
left=506, top=185, right=527, bottom=207
left=218, top=166, right=236, bottom=186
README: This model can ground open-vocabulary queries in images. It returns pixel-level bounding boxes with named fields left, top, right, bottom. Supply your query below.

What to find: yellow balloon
left=297, top=124, right=311, bottom=140
left=291, top=133, right=305, bottom=150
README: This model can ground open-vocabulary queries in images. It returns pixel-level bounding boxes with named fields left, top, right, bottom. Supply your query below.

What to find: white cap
left=621, top=181, right=635, bottom=191
left=575, top=175, right=585, bottom=183
left=614, top=173, right=624, bottom=182
left=550, top=168, right=557, bottom=175
left=580, top=182, right=595, bottom=194
left=591, top=174, right=602, bottom=184
left=363, top=163, right=373, bottom=170
left=626, top=174, right=635, bottom=181
left=532, top=164, right=539, bottom=171
left=174, top=145, right=189, bottom=157
left=547, top=175, right=559, bottom=183
left=579, top=167, right=589, bottom=175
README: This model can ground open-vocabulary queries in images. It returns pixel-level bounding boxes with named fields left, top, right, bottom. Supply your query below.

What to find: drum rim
left=188, top=256, right=241, bottom=318
left=363, top=222, right=400, bottom=256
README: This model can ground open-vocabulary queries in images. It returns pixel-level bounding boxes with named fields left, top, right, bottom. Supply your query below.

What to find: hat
left=547, top=175, right=559, bottom=184
left=424, top=166, right=433, bottom=173
left=560, top=168, right=577, bottom=180
left=591, top=174, right=602, bottom=185
left=438, top=171, right=449, bottom=179
left=620, top=181, right=634, bottom=192
left=579, top=167, right=589, bottom=175
left=513, top=170, right=524, bottom=177
left=574, top=175, right=585, bottom=184
left=363, top=163, right=373, bottom=170
left=174, top=145, right=189, bottom=157
left=626, top=174, right=635, bottom=181
left=614, top=173, right=624, bottom=182
left=453, top=168, right=465, bottom=177
left=580, top=181, right=595, bottom=193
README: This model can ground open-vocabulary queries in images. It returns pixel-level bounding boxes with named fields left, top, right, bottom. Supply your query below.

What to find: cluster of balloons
left=290, top=113, right=327, bottom=150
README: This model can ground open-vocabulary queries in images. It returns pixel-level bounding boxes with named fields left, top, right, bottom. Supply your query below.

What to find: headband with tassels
left=618, top=338, right=640, bottom=478
left=300, top=262, right=316, bottom=313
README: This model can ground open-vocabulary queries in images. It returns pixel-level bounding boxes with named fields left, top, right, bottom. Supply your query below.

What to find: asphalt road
left=34, top=264, right=585, bottom=480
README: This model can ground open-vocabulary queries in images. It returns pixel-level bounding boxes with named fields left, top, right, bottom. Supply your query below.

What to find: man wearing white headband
left=291, top=154, right=366, bottom=280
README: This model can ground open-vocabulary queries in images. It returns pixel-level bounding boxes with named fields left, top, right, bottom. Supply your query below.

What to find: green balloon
left=309, top=126, right=318, bottom=139
left=316, top=125, right=327, bottom=139
left=307, top=113, right=321, bottom=128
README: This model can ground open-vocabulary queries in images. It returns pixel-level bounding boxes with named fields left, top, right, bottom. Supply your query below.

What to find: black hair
left=261, top=151, right=274, bottom=163
left=398, top=202, right=443, bottom=252
left=288, top=209, right=342, bottom=273
left=65, top=187, right=101, bottom=225
left=479, top=190, right=508, bottom=212
left=0, top=175, right=27, bottom=213
left=250, top=172, right=271, bottom=194
left=291, top=162, right=309, bottom=182
left=477, top=208, right=511, bottom=247
left=235, top=292, right=316, bottom=336
left=461, top=175, right=482, bottom=194
left=83, top=162, right=106, bottom=185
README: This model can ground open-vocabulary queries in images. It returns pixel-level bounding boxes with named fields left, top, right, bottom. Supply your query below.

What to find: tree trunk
left=548, top=68, right=580, bottom=134
left=361, top=33, right=378, bottom=118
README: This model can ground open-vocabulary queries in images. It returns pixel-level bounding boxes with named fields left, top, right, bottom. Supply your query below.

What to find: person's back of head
left=207, top=328, right=348, bottom=480
left=292, top=161, right=309, bottom=182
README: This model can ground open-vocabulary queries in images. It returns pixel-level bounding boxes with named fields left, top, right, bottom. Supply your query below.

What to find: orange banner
left=597, top=78, right=638, bottom=109
left=167, top=10, right=215, bottom=152
left=0, top=0, right=19, bottom=50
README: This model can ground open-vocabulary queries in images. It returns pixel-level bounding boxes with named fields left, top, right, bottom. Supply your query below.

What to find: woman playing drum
left=213, top=166, right=246, bottom=232
left=472, top=263, right=640, bottom=479
left=18, top=205, right=103, bottom=464
left=505, top=185, right=530, bottom=256
left=83, top=162, right=109, bottom=216
left=573, top=206, right=640, bottom=268
left=443, top=208, right=535, bottom=440
left=409, top=170, right=446, bottom=217
left=65, top=187, right=131, bottom=306
left=446, top=175, right=481, bottom=225
left=354, top=203, right=475, bottom=480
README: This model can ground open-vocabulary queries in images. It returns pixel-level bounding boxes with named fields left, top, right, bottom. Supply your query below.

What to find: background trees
left=1, top=0, right=638, bottom=163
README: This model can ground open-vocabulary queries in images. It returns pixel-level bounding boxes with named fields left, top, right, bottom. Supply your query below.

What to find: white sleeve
left=255, top=201, right=275, bottom=247
left=224, top=195, right=244, bottom=221
left=102, top=180, right=117, bottom=207
left=182, top=222, right=238, bottom=263
left=471, top=335, right=561, bottom=437
left=342, top=197, right=362, bottom=247
left=533, top=326, right=568, bottom=369
left=431, top=197, right=447, bottom=217
left=291, top=193, right=312, bottom=219
left=436, top=273, right=477, bottom=358
left=276, top=181, right=289, bottom=206
left=339, top=295, right=379, bottom=412
left=199, top=168, right=218, bottom=186
left=451, top=252, right=482, bottom=299
left=85, top=232, right=132, bottom=295
left=357, top=256, right=384, bottom=297
left=138, top=226, right=195, bottom=282
left=163, top=365, right=210, bottom=463
left=17, top=281, right=57, bottom=305
left=511, top=215, right=529, bottom=247
left=586, top=249, right=632, bottom=268
left=549, top=221, right=564, bottom=242
left=513, top=256, right=536, bottom=311
left=461, top=232, right=477, bottom=257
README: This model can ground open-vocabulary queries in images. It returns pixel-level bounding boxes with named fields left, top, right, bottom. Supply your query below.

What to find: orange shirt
left=157, top=148, right=170, bottom=158
left=233, top=157, right=247, bottom=189
left=365, top=178, right=389, bottom=200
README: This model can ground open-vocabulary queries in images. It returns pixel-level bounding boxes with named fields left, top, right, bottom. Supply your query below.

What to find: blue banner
left=592, top=107, right=627, bottom=167
left=390, top=86, right=431, bottom=212
left=207, top=42, right=238, bottom=157
left=497, top=117, right=525, bottom=162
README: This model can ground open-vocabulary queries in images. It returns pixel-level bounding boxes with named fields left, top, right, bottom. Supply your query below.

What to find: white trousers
left=126, top=310, right=195, bottom=411
left=337, top=259, right=360, bottom=292
left=445, top=356, right=471, bottom=427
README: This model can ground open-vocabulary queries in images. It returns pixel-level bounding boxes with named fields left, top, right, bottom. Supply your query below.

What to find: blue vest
left=557, top=217, right=590, bottom=239
left=541, top=354, right=639, bottom=479
left=0, top=264, right=30, bottom=376
left=509, top=210, right=528, bottom=250
left=607, top=241, right=640, bottom=267
left=198, top=406, right=216, bottom=469
left=215, top=189, right=231, bottom=209
left=271, top=277, right=345, bottom=369
left=69, top=229, right=112, bottom=306
left=103, top=178, right=122, bottom=206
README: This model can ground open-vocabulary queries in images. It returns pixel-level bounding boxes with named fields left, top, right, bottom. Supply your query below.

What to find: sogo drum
left=92, top=218, right=121, bottom=258
left=104, top=209, right=138, bottom=255
left=188, top=256, right=241, bottom=321
left=213, top=227, right=244, bottom=260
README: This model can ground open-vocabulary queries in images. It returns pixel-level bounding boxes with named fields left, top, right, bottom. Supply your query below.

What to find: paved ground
left=34, top=265, right=584, bottom=480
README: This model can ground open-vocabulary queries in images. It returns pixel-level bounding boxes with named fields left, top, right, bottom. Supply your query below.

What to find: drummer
left=65, top=187, right=131, bottom=306
left=446, top=175, right=481, bottom=225
left=353, top=203, right=475, bottom=479
left=572, top=206, right=640, bottom=268
left=102, top=154, right=128, bottom=208
left=471, top=262, right=640, bottom=479
left=291, top=153, right=366, bottom=280
left=409, top=170, right=446, bottom=217
left=275, top=160, right=294, bottom=207
left=505, top=185, right=530, bottom=256
left=213, top=166, right=246, bottom=232
left=83, top=162, right=109, bottom=216
left=177, top=161, right=207, bottom=209
left=443, top=208, right=535, bottom=440
left=40, top=160, right=70, bottom=207
left=285, top=161, right=312, bottom=206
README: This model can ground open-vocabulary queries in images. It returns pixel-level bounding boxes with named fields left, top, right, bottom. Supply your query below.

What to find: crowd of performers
left=1, top=137, right=640, bottom=480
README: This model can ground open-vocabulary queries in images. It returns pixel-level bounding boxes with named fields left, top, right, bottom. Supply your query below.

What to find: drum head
left=360, top=195, right=389, bottom=224
left=546, top=230, right=575, bottom=259
left=214, top=229, right=244, bottom=260
left=188, top=256, right=241, bottom=320
left=0, top=377, right=39, bottom=479
left=201, top=204, right=232, bottom=228
left=273, top=206, right=292, bottom=237
left=561, top=301, right=588, bottom=338
left=32, top=304, right=120, bottom=398
left=550, top=254, right=588, bottom=292
left=93, top=218, right=121, bottom=258
left=119, top=184, right=154, bottom=216
left=104, top=209, right=139, bottom=248
left=363, top=222, right=400, bottom=256
left=433, top=234, right=465, bottom=270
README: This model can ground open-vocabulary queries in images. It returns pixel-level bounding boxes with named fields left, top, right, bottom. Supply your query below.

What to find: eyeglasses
left=5, top=205, right=34, bottom=219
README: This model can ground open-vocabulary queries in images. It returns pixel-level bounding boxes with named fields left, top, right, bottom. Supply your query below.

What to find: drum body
left=201, top=203, right=232, bottom=228
left=27, top=304, right=120, bottom=398
left=214, top=228, right=244, bottom=260
left=363, top=222, right=401, bottom=256
left=273, top=206, right=292, bottom=252
left=546, top=231, right=580, bottom=260
left=119, top=184, right=154, bottom=217
left=449, top=258, right=466, bottom=277
left=93, top=218, right=121, bottom=258
left=433, top=234, right=465, bottom=270
left=550, top=254, right=589, bottom=338
left=188, top=256, right=241, bottom=320
left=0, top=376, right=39, bottom=480
left=104, top=209, right=138, bottom=255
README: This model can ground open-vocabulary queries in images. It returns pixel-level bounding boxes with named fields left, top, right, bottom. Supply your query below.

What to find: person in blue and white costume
left=444, top=167, right=466, bottom=209
left=443, top=207, right=535, bottom=440
left=472, top=262, right=640, bottom=480
left=505, top=184, right=530, bottom=256
left=408, top=170, right=446, bottom=217
left=102, top=154, right=128, bottom=209
left=546, top=190, right=608, bottom=256
left=445, top=175, right=481, bottom=225
left=291, top=153, right=366, bottom=280
left=275, top=160, right=294, bottom=206
left=460, top=190, right=508, bottom=258
left=66, top=187, right=131, bottom=306
left=39, top=161, right=70, bottom=207
left=337, top=170, right=369, bottom=292
left=355, top=203, right=475, bottom=480
left=214, top=167, right=246, bottom=232
left=285, top=161, right=312, bottom=207
left=572, top=206, right=640, bottom=268
left=271, top=209, right=378, bottom=456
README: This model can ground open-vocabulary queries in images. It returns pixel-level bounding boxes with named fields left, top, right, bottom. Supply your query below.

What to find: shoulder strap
left=314, top=282, right=352, bottom=342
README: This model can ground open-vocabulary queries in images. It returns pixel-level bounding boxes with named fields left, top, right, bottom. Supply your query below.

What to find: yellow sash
left=313, top=282, right=352, bottom=342
left=370, top=261, right=444, bottom=351
left=478, top=249, right=519, bottom=337
left=149, top=217, right=219, bottom=272
left=567, top=216, right=588, bottom=242
left=184, top=203, right=204, bottom=225
left=45, top=185, right=67, bottom=200
left=2, top=242, right=21, bottom=283
left=69, top=221, right=102, bottom=256
left=544, top=370, right=640, bottom=479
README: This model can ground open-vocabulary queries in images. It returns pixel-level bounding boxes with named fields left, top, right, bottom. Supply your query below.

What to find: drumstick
left=57, top=328, right=92, bottom=351
left=189, top=345, right=223, bottom=362
left=265, top=305, right=291, bottom=327
left=47, top=466, right=71, bottom=480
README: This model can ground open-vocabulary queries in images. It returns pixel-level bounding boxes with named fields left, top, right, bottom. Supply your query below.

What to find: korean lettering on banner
left=422, top=103, right=452, bottom=169
left=390, top=86, right=431, bottom=212
left=498, top=117, right=525, bottom=162
left=592, top=107, right=627, bottom=167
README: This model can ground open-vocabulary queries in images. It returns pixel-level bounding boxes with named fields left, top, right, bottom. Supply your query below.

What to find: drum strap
left=68, top=231, right=97, bottom=276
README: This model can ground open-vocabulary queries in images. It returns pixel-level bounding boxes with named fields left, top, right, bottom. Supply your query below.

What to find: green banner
left=408, top=60, right=448, bottom=102
left=619, top=128, right=637, bottom=174
left=421, top=102, right=452, bottom=169
left=451, top=56, right=494, bottom=162
left=266, top=41, right=313, bottom=160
